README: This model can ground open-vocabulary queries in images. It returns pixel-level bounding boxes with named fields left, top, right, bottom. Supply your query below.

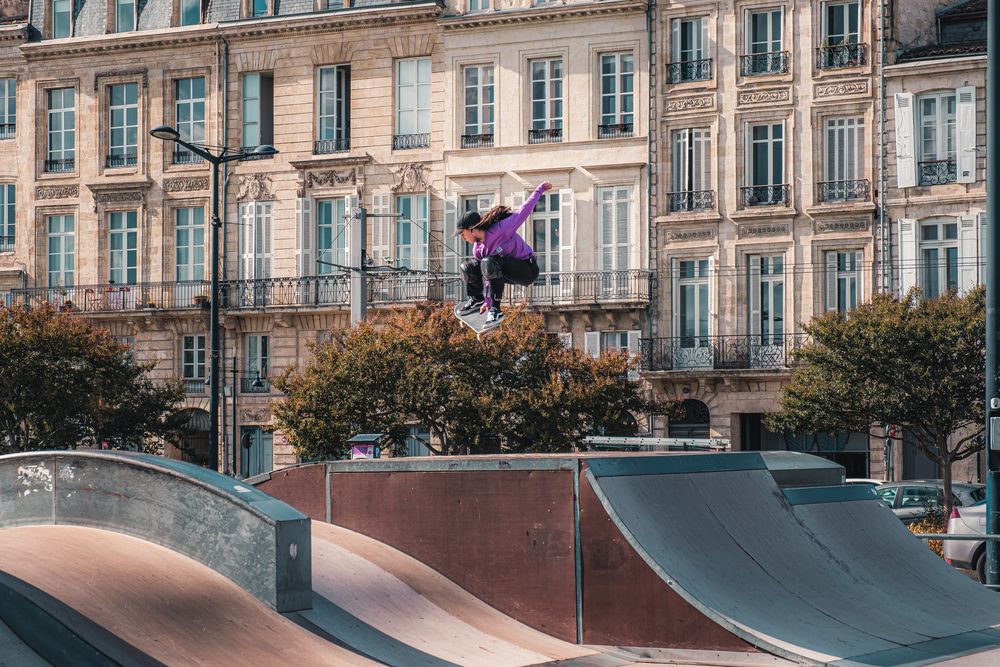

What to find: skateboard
left=454, top=304, right=504, bottom=337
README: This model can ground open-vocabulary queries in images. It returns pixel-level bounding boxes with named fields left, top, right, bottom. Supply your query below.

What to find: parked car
left=945, top=500, right=987, bottom=583
left=875, top=480, right=986, bottom=525
left=845, top=478, right=886, bottom=490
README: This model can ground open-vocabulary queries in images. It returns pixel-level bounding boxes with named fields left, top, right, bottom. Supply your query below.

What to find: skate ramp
left=584, top=454, right=1000, bottom=666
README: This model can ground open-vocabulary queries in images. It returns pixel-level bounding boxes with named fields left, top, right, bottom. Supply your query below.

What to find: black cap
left=453, top=210, right=481, bottom=236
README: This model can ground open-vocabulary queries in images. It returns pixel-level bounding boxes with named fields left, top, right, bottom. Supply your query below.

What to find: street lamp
left=149, top=124, right=278, bottom=472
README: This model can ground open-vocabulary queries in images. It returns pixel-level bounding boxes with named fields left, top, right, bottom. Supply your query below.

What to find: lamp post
left=150, top=125, right=278, bottom=472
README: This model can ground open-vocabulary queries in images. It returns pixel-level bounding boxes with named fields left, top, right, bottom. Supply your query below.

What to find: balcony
left=816, top=43, right=868, bottom=69
left=668, top=190, right=714, bottom=213
left=173, top=149, right=205, bottom=165
left=918, top=159, right=957, bottom=186
left=183, top=378, right=206, bottom=394
left=741, top=184, right=789, bottom=207
left=240, top=374, right=270, bottom=394
left=528, top=128, right=562, bottom=145
left=222, top=275, right=350, bottom=310
left=392, top=133, right=430, bottom=150
left=314, top=138, right=350, bottom=154
left=44, top=158, right=75, bottom=173
left=106, top=154, right=137, bottom=168
left=0, top=124, right=14, bottom=139
left=667, top=59, right=713, bottom=83
left=10, top=280, right=213, bottom=313
left=461, top=133, right=494, bottom=149
left=740, top=51, right=789, bottom=76
left=640, top=334, right=808, bottom=372
left=598, top=123, right=634, bottom=139
left=818, top=179, right=870, bottom=202
left=0, top=235, right=12, bottom=253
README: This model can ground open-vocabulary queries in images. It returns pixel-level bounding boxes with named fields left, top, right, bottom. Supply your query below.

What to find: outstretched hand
left=541, top=181, right=553, bottom=192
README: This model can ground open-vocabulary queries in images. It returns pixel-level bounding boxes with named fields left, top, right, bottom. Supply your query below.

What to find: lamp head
left=251, top=144, right=279, bottom=157
left=251, top=373, right=264, bottom=389
left=149, top=125, right=180, bottom=142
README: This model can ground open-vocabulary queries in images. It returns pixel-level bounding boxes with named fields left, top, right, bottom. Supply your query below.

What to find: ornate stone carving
left=237, top=173, right=275, bottom=201
left=666, top=95, right=715, bottom=112
left=239, top=407, right=272, bottom=424
left=94, top=69, right=148, bottom=90
left=93, top=191, right=144, bottom=204
left=739, top=224, right=789, bottom=238
left=36, top=185, right=79, bottom=200
left=815, top=80, right=869, bottom=98
left=667, top=228, right=715, bottom=241
left=163, top=177, right=209, bottom=192
left=305, top=169, right=356, bottom=190
left=816, top=219, right=869, bottom=233
left=738, top=88, right=791, bottom=106
left=392, top=163, right=429, bottom=192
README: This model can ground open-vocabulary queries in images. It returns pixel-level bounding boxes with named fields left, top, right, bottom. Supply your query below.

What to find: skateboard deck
left=454, top=304, right=504, bottom=336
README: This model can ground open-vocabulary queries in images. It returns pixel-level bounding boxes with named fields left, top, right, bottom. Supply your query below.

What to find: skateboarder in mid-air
left=455, top=181, right=553, bottom=324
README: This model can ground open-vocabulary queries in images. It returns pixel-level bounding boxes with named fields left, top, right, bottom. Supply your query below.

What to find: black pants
left=461, top=256, right=540, bottom=304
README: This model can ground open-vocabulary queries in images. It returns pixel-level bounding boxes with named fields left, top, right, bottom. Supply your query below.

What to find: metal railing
left=817, top=43, right=868, bottom=69
left=598, top=123, right=634, bottom=139
left=0, top=124, right=15, bottom=139
left=528, top=127, right=562, bottom=144
left=0, top=235, right=12, bottom=253
left=667, top=59, right=713, bottom=83
left=741, top=184, right=789, bottom=207
left=740, top=51, right=789, bottom=76
left=461, top=133, right=494, bottom=148
left=640, top=334, right=808, bottom=371
left=240, top=375, right=271, bottom=394
left=506, top=270, right=653, bottom=306
left=222, top=275, right=350, bottom=310
left=668, top=190, right=714, bottom=212
left=11, top=281, right=214, bottom=312
left=392, top=133, right=430, bottom=150
left=173, top=149, right=205, bottom=165
left=315, top=138, right=350, bottom=154
left=106, top=153, right=137, bottom=168
left=819, top=179, right=870, bottom=202
left=367, top=272, right=462, bottom=305
left=918, top=159, right=957, bottom=186
left=183, top=378, right=207, bottom=394
left=44, top=158, right=74, bottom=173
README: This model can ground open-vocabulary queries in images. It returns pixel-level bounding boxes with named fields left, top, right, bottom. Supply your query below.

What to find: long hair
left=477, top=205, right=512, bottom=230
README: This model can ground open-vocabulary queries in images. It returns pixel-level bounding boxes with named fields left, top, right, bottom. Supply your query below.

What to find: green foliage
left=274, top=304, right=664, bottom=459
left=0, top=305, right=184, bottom=453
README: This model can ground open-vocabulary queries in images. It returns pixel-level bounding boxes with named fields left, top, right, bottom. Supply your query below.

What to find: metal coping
left=586, top=452, right=766, bottom=478
left=322, top=458, right=580, bottom=474
left=782, top=484, right=877, bottom=506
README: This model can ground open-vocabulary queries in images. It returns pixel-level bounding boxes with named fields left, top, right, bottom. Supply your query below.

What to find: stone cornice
left=440, top=0, right=647, bottom=30
left=288, top=154, right=373, bottom=171
left=0, top=23, right=27, bottom=44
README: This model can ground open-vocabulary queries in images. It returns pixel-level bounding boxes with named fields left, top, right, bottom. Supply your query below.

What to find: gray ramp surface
left=586, top=457, right=1000, bottom=666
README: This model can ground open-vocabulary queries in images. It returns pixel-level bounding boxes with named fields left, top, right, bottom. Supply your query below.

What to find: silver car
left=945, top=500, right=987, bottom=583
left=875, top=480, right=986, bottom=525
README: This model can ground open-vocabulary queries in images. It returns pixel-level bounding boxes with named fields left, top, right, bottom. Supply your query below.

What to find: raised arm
left=486, top=182, right=552, bottom=244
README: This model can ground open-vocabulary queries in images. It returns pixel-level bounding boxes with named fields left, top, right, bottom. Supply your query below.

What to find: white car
left=945, top=501, right=987, bottom=583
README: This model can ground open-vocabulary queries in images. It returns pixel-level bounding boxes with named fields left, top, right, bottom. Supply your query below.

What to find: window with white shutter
left=916, top=92, right=957, bottom=185
left=239, top=201, right=272, bottom=279
left=395, top=194, right=429, bottom=271
left=317, top=198, right=349, bottom=274
left=824, top=250, right=861, bottom=313
left=744, top=122, right=785, bottom=206
left=956, top=86, right=976, bottom=184
left=894, top=93, right=916, bottom=188
left=822, top=117, right=865, bottom=201
left=670, top=128, right=712, bottom=211
left=369, top=192, right=392, bottom=267
left=918, top=219, right=959, bottom=298
left=669, top=17, right=711, bottom=82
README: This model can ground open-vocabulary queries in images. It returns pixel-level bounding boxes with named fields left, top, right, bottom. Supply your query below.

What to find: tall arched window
left=669, top=399, right=710, bottom=438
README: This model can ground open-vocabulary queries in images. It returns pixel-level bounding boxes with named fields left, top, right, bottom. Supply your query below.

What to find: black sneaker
left=486, top=305, right=504, bottom=324
left=458, top=297, right=484, bottom=316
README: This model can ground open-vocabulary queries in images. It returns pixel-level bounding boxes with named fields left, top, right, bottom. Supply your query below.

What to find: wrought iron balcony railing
left=918, top=159, right=957, bottom=186
left=668, top=190, right=714, bottom=212
left=106, top=153, right=137, bottom=168
left=10, top=280, right=213, bottom=312
left=222, top=275, right=350, bottom=310
left=392, top=133, right=430, bottom=150
left=640, top=334, right=808, bottom=372
left=667, top=59, right=713, bottom=83
left=818, top=179, right=870, bottom=202
left=0, top=235, right=13, bottom=253
left=740, top=51, right=790, bottom=76
left=0, top=124, right=15, bottom=139
left=461, top=133, right=494, bottom=148
left=173, top=149, right=205, bottom=165
left=598, top=123, right=634, bottom=139
left=528, top=127, right=562, bottom=144
left=183, top=378, right=207, bottom=394
left=816, top=43, right=868, bottom=69
left=44, top=158, right=75, bottom=173
left=240, top=375, right=271, bottom=394
left=315, top=138, right=350, bottom=154
left=741, top=184, right=789, bottom=207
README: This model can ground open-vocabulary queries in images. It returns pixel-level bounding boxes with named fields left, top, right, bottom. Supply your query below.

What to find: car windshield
left=968, top=487, right=987, bottom=503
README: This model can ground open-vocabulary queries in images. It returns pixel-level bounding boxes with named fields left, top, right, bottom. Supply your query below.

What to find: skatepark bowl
left=3, top=450, right=1000, bottom=665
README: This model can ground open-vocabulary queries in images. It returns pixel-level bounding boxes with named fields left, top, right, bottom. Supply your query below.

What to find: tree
left=274, top=303, right=663, bottom=459
left=767, top=288, right=985, bottom=517
left=0, top=305, right=184, bottom=453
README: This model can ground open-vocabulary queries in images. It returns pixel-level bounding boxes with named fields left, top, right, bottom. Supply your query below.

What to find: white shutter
left=748, top=256, right=761, bottom=335
left=371, top=192, right=391, bottom=266
left=627, top=330, right=640, bottom=380
left=240, top=203, right=255, bottom=279
left=345, top=194, right=358, bottom=267
left=559, top=188, right=574, bottom=274
left=825, top=251, right=839, bottom=312
left=707, top=255, right=716, bottom=336
left=856, top=250, right=864, bottom=306
left=296, top=197, right=313, bottom=277
left=262, top=203, right=273, bottom=279
left=956, top=86, right=977, bottom=184
left=584, top=331, right=601, bottom=358
left=444, top=195, right=458, bottom=274
left=701, top=17, right=710, bottom=61
left=894, top=93, right=917, bottom=188
left=898, top=218, right=917, bottom=295
left=671, top=19, right=681, bottom=63
left=697, top=130, right=711, bottom=192
left=959, top=215, right=978, bottom=294
left=979, top=212, right=988, bottom=284
left=510, top=190, right=527, bottom=241
left=672, top=129, right=688, bottom=192
left=671, top=257, right=680, bottom=337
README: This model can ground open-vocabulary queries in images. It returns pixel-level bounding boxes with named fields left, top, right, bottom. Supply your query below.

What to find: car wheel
left=976, top=550, right=988, bottom=584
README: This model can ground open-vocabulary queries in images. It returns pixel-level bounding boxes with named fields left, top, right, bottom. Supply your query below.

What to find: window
left=457, top=194, right=493, bottom=260
left=917, top=92, right=957, bottom=185
left=743, top=9, right=786, bottom=75
left=825, top=250, right=861, bottom=313
left=744, top=122, right=785, bottom=206
left=819, top=1, right=863, bottom=68
left=175, top=77, right=206, bottom=163
left=109, top=211, right=138, bottom=285
left=670, top=128, right=712, bottom=211
left=182, top=335, right=206, bottom=382
left=0, top=184, right=13, bottom=252
left=395, top=194, right=428, bottom=271
left=175, top=207, right=205, bottom=281
left=394, top=58, right=431, bottom=149
left=251, top=0, right=268, bottom=17
left=822, top=117, right=865, bottom=201
left=179, top=0, right=200, bottom=25
left=676, top=259, right=710, bottom=347
left=0, top=79, right=14, bottom=139
left=748, top=255, right=784, bottom=344
left=920, top=220, right=959, bottom=298
left=52, top=0, right=72, bottom=38
left=317, top=66, right=350, bottom=153
left=529, top=58, right=563, bottom=143
left=47, top=214, right=75, bottom=287
left=46, top=88, right=75, bottom=173
left=669, top=17, right=711, bottom=82
left=317, top=198, right=348, bottom=273
left=246, top=334, right=269, bottom=377
left=115, top=0, right=135, bottom=32
left=597, top=186, right=631, bottom=272
left=239, top=201, right=272, bottom=279
left=599, top=53, right=634, bottom=138
left=468, top=0, right=489, bottom=11
left=531, top=192, right=561, bottom=273
left=462, top=64, right=494, bottom=148
left=242, top=72, right=274, bottom=149
left=108, top=83, right=139, bottom=167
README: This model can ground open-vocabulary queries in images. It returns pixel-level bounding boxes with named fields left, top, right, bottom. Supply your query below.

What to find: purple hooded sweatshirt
left=473, top=182, right=547, bottom=307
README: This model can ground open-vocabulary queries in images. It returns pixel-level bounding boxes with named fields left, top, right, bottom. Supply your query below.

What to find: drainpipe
left=877, top=0, right=889, bottom=293
left=220, top=37, right=232, bottom=473
left=645, top=0, right=656, bottom=356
